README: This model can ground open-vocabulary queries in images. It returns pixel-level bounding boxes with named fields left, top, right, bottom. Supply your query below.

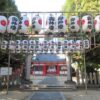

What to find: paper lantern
left=45, top=14, right=56, bottom=33
left=15, top=45, right=21, bottom=53
left=43, top=40, right=48, bottom=51
left=49, top=40, right=55, bottom=49
left=16, top=40, right=21, bottom=45
left=58, top=15, right=67, bottom=33
left=1, top=40, right=8, bottom=50
left=19, top=15, right=29, bottom=34
left=69, top=16, right=80, bottom=32
left=63, top=40, right=68, bottom=50
left=75, top=40, right=82, bottom=50
left=7, top=16, right=19, bottom=34
left=82, top=15, right=93, bottom=33
left=22, top=45, right=28, bottom=53
left=83, top=39, right=90, bottom=49
left=55, top=41, right=62, bottom=53
left=0, top=16, right=7, bottom=34
left=29, top=40, right=35, bottom=45
left=22, top=40, right=28, bottom=45
left=29, top=45, right=34, bottom=51
left=94, top=15, right=100, bottom=33
left=67, top=40, right=75, bottom=50
left=35, top=45, right=40, bottom=51
left=9, top=40, right=15, bottom=50
left=32, top=15, right=42, bottom=33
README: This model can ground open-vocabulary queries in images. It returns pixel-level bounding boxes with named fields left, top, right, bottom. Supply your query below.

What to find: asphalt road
left=29, top=76, right=66, bottom=100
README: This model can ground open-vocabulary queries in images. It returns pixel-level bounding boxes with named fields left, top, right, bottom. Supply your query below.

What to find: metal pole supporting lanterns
left=6, top=49, right=11, bottom=95
left=84, top=48, right=87, bottom=94
left=6, top=34, right=11, bottom=95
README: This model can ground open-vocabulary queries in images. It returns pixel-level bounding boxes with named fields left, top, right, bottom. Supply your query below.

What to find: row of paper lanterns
left=0, top=14, right=100, bottom=34
left=1, top=39, right=90, bottom=53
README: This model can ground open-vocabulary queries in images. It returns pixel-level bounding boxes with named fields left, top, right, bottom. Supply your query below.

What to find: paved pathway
left=29, top=92, right=66, bottom=100
left=1, top=76, right=100, bottom=100
left=28, top=76, right=66, bottom=100
left=63, top=89, right=100, bottom=100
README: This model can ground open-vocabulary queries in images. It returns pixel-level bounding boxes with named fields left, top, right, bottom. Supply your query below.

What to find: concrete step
left=20, top=84, right=77, bottom=91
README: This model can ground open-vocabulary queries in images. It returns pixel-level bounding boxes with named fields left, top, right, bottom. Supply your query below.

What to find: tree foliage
left=63, top=0, right=100, bottom=70
left=0, top=0, right=22, bottom=68
left=0, top=0, right=18, bottom=12
left=63, top=0, right=100, bottom=18
left=63, top=0, right=100, bottom=12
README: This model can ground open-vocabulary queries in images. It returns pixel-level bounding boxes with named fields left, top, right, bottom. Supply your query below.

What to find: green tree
left=0, top=0, right=18, bottom=12
left=0, top=0, right=22, bottom=68
left=62, top=0, right=100, bottom=71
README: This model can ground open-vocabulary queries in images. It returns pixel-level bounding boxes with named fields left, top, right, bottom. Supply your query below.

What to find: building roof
left=32, top=54, right=66, bottom=62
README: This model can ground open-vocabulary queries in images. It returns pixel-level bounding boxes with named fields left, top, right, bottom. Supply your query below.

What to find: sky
left=15, top=0, right=66, bottom=42
left=15, top=0, right=65, bottom=12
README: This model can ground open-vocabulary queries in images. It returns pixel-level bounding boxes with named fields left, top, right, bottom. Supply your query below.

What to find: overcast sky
left=15, top=0, right=65, bottom=12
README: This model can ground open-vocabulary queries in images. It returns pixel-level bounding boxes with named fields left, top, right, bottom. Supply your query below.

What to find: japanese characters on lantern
left=69, top=16, right=80, bottom=33
left=45, top=14, right=56, bottom=33
left=58, top=15, right=67, bottom=33
left=19, top=15, right=29, bottom=34
left=32, top=15, right=42, bottom=34
left=82, top=15, right=93, bottom=33
left=7, top=16, right=19, bottom=34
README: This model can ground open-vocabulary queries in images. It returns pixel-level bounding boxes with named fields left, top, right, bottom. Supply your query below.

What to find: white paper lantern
left=22, top=45, right=28, bottom=50
left=49, top=40, right=55, bottom=50
left=67, top=40, right=75, bottom=50
left=94, top=15, right=100, bottom=33
left=19, top=15, right=29, bottom=34
left=82, top=15, right=93, bottom=33
left=75, top=40, right=82, bottom=50
left=0, top=16, right=7, bottom=33
left=1, top=40, right=8, bottom=50
left=58, top=15, right=67, bottom=33
left=49, top=40, right=55, bottom=53
left=16, top=45, right=21, bottom=53
left=16, top=40, right=21, bottom=45
left=63, top=40, right=68, bottom=50
left=35, top=45, right=40, bottom=51
left=2, top=40, right=8, bottom=45
left=32, top=15, right=42, bottom=33
left=83, top=39, right=90, bottom=49
left=22, top=40, right=28, bottom=45
left=28, top=43, right=34, bottom=53
left=45, top=14, right=56, bottom=33
left=7, top=16, right=19, bottom=34
left=29, top=40, right=35, bottom=45
left=69, top=16, right=80, bottom=32
left=29, top=45, right=34, bottom=51
left=43, top=40, right=48, bottom=45
left=35, top=40, right=39, bottom=45
left=55, top=41, right=62, bottom=52
left=9, top=40, right=15, bottom=50
left=43, top=40, right=48, bottom=50
left=22, top=45, right=28, bottom=53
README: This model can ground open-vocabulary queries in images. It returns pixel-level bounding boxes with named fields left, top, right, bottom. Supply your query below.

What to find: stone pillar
left=65, top=52, right=76, bottom=88
left=25, top=54, right=32, bottom=80
left=66, top=52, right=72, bottom=82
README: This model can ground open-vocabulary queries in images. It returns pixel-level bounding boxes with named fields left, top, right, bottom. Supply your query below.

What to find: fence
left=0, top=68, right=21, bottom=89
left=76, top=69, right=100, bottom=88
